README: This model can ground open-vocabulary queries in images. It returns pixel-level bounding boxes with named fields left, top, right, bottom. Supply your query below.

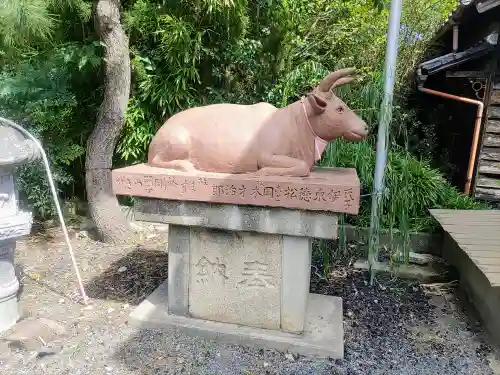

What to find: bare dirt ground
left=1, top=222, right=499, bottom=375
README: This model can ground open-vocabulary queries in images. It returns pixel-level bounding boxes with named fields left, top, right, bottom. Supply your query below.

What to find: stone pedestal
left=0, top=173, right=33, bottom=332
left=132, top=200, right=342, bottom=357
left=112, top=164, right=360, bottom=358
left=0, top=122, right=39, bottom=333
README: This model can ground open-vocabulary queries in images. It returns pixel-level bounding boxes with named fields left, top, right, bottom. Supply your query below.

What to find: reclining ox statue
left=147, top=68, right=368, bottom=177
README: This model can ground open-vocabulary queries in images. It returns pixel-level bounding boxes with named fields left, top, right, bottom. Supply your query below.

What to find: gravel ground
left=0, top=223, right=499, bottom=375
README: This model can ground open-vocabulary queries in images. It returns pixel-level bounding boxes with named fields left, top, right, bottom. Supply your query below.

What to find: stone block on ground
left=354, top=259, right=450, bottom=283
left=128, top=280, right=344, bottom=358
left=3, top=317, right=67, bottom=351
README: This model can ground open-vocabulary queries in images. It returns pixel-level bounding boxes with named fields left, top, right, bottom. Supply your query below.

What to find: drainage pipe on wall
left=418, top=87, right=484, bottom=195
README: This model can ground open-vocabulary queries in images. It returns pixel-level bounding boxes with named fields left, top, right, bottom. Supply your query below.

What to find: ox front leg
left=255, top=154, right=311, bottom=177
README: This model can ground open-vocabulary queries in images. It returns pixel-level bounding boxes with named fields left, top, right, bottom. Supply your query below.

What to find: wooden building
left=414, top=0, right=500, bottom=202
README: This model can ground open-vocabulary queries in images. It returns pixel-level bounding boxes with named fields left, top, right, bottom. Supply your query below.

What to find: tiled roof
left=434, top=0, right=476, bottom=39
left=434, top=0, right=499, bottom=40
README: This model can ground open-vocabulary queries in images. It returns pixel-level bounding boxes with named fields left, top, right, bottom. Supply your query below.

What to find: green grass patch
left=319, top=138, right=486, bottom=234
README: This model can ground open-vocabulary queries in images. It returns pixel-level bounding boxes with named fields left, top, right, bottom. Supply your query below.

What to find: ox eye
left=336, top=106, right=344, bottom=113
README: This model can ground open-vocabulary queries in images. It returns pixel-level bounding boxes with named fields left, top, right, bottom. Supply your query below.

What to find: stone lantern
left=0, top=123, right=40, bottom=332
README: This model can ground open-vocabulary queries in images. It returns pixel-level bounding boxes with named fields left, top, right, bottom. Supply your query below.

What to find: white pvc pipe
left=0, top=117, right=89, bottom=304
left=367, top=0, right=403, bottom=279
left=453, top=25, right=459, bottom=52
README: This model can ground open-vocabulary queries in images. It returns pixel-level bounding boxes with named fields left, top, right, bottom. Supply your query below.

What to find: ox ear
left=307, top=93, right=327, bottom=114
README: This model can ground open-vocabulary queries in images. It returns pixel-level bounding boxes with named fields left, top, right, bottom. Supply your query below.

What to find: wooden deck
left=430, top=209, right=500, bottom=286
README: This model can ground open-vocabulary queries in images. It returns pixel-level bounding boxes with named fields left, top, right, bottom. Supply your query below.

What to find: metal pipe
left=368, top=0, right=403, bottom=281
left=0, top=116, right=89, bottom=305
left=418, top=87, right=484, bottom=195
left=453, top=24, right=459, bottom=52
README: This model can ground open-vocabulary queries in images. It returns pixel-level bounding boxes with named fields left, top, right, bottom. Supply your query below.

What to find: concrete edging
left=340, top=225, right=442, bottom=256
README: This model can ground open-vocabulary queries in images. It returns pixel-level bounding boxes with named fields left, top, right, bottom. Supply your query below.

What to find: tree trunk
left=85, top=0, right=132, bottom=243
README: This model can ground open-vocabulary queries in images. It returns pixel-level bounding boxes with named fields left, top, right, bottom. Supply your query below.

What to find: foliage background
left=0, top=0, right=482, bottom=235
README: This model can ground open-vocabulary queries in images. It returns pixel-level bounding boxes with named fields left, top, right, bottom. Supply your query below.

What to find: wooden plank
left=491, top=90, right=500, bottom=105
left=451, top=234, right=500, bottom=242
left=468, top=246, right=500, bottom=253
left=465, top=245, right=500, bottom=252
left=433, top=210, right=500, bottom=223
left=432, top=211, right=500, bottom=219
left=478, top=264, right=500, bottom=274
left=466, top=251, right=500, bottom=264
left=434, top=215, right=500, bottom=221
left=456, top=241, right=500, bottom=248
left=472, top=258, right=500, bottom=266
left=475, top=186, right=500, bottom=200
left=442, top=218, right=500, bottom=225
left=485, top=120, right=500, bottom=133
left=454, top=238, right=500, bottom=246
left=462, top=244, right=500, bottom=253
left=441, top=222, right=500, bottom=227
left=434, top=212, right=500, bottom=218
left=439, top=220, right=500, bottom=226
left=478, top=160, right=500, bottom=175
left=476, top=175, right=500, bottom=189
left=431, top=214, right=500, bottom=222
left=480, top=147, right=500, bottom=161
left=456, top=234, right=500, bottom=242
left=489, top=105, right=500, bottom=119
left=466, top=251, right=500, bottom=259
left=483, top=259, right=500, bottom=286
left=483, top=133, right=500, bottom=147
left=430, top=209, right=498, bottom=215
left=434, top=219, right=500, bottom=226
left=448, top=227, right=500, bottom=236
left=446, top=71, right=489, bottom=78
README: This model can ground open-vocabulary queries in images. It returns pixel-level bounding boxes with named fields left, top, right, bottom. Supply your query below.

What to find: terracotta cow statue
left=147, top=68, right=368, bottom=177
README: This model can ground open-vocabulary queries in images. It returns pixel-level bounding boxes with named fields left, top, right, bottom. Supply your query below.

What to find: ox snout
left=343, top=120, right=369, bottom=141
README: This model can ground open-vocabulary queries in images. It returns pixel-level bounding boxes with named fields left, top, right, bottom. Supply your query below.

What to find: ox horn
left=317, top=67, right=356, bottom=92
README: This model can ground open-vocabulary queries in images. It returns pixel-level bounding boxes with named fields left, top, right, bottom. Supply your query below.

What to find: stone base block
left=0, top=240, right=20, bottom=333
left=166, top=225, right=316, bottom=333
left=128, top=280, right=343, bottom=358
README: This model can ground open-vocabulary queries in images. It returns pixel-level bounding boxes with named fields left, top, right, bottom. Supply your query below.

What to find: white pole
left=368, top=0, right=403, bottom=281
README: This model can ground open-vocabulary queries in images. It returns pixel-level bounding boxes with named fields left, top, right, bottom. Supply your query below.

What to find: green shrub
left=1, top=0, right=473, bottom=235
left=0, top=41, right=101, bottom=217
left=322, top=139, right=485, bottom=232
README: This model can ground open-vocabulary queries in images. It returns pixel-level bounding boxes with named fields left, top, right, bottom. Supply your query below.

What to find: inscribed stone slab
left=188, top=227, right=282, bottom=330
left=111, top=163, right=360, bottom=214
